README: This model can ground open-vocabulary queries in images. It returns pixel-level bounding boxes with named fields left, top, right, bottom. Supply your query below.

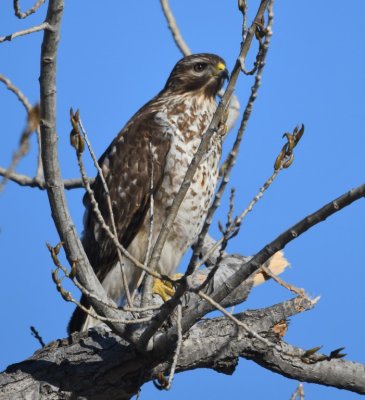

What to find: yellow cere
left=216, top=62, right=226, bottom=71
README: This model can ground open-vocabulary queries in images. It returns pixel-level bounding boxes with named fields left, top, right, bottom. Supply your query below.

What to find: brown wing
left=82, top=110, right=172, bottom=283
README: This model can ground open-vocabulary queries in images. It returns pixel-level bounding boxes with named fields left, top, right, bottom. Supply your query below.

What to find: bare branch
left=140, top=143, right=156, bottom=308
left=166, top=304, right=182, bottom=389
left=13, top=0, right=45, bottom=19
left=48, top=243, right=152, bottom=325
left=196, top=165, right=283, bottom=282
left=74, top=143, right=164, bottom=280
left=159, top=0, right=191, bottom=56
left=0, top=76, right=42, bottom=185
left=30, top=326, right=45, bottom=348
left=260, top=265, right=307, bottom=298
left=178, top=183, right=365, bottom=334
left=137, top=181, right=365, bottom=354
left=76, top=114, right=133, bottom=307
left=39, top=0, right=132, bottom=339
left=0, top=74, right=32, bottom=111
left=185, top=0, right=274, bottom=276
left=0, top=22, right=50, bottom=44
left=198, top=290, right=274, bottom=348
left=147, top=0, right=271, bottom=293
left=3, top=296, right=364, bottom=398
left=290, top=383, right=305, bottom=400
left=0, top=167, right=87, bottom=190
left=0, top=104, right=40, bottom=191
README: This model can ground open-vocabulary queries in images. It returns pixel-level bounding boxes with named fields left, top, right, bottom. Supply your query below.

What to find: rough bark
left=1, top=296, right=363, bottom=400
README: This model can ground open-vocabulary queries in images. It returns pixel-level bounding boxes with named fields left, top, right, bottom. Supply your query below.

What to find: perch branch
left=0, top=22, right=50, bottom=43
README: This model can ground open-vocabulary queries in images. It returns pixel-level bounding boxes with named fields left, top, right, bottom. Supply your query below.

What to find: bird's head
left=163, top=53, right=229, bottom=98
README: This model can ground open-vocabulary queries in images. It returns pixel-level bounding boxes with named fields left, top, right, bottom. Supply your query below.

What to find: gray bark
left=1, top=296, right=364, bottom=400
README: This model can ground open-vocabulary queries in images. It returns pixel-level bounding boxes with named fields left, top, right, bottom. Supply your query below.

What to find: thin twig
left=60, top=256, right=160, bottom=314
left=144, top=181, right=364, bottom=353
left=197, top=124, right=303, bottom=272
left=0, top=168, right=87, bottom=190
left=0, top=74, right=82, bottom=190
left=186, top=0, right=274, bottom=277
left=60, top=288, right=151, bottom=325
left=0, top=104, right=40, bottom=192
left=196, top=162, right=282, bottom=285
left=13, top=0, right=45, bottom=19
left=159, top=0, right=191, bottom=56
left=30, top=326, right=45, bottom=348
left=0, top=75, right=42, bottom=184
left=208, top=188, right=236, bottom=290
left=238, top=0, right=248, bottom=40
left=48, top=244, right=152, bottom=325
left=290, top=383, right=305, bottom=400
left=198, top=291, right=322, bottom=364
left=166, top=304, right=183, bottom=389
left=140, top=142, right=156, bottom=308
left=77, top=116, right=133, bottom=307
left=0, top=74, right=32, bottom=111
left=198, top=291, right=273, bottom=346
left=0, top=22, right=49, bottom=43
left=260, top=265, right=307, bottom=298
left=123, top=304, right=161, bottom=312
left=74, top=141, right=162, bottom=280
left=194, top=183, right=365, bottom=321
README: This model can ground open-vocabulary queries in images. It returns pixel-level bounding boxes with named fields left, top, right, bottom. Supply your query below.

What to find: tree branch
left=0, top=167, right=86, bottom=190
left=13, top=0, right=45, bottom=19
left=0, top=74, right=32, bottom=111
left=39, top=0, right=133, bottom=339
left=159, top=0, right=191, bottom=56
left=1, top=297, right=364, bottom=399
left=143, top=183, right=365, bottom=351
left=0, top=22, right=50, bottom=44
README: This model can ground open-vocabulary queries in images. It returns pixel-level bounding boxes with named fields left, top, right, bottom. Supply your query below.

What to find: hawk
left=68, top=53, right=287, bottom=333
left=68, top=53, right=229, bottom=333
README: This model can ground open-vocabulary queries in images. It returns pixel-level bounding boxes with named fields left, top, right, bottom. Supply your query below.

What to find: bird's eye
left=194, top=62, right=207, bottom=72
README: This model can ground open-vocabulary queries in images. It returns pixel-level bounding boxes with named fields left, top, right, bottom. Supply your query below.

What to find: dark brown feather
left=68, top=109, right=171, bottom=334
left=83, top=112, right=171, bottom=282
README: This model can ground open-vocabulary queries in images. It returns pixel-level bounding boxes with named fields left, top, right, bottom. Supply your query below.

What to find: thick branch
left=144, top=183, right=365, bottom=350
left=39, top=0, right=131, bottom=338
left=1, top=298, right=364, bottom=399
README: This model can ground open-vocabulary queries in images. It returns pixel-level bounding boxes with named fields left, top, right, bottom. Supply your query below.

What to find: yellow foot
left=153, top=274, right=183, bottom=302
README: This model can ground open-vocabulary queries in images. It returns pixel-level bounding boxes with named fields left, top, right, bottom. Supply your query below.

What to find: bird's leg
left=153, top=274, right=183, bottom=301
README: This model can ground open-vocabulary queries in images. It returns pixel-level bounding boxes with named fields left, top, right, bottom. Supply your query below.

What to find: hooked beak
left=215, top=61, right=229, bottom=81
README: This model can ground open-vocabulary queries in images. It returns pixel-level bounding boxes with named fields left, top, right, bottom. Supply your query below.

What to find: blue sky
left=1, top=1, right=365, bottom=399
